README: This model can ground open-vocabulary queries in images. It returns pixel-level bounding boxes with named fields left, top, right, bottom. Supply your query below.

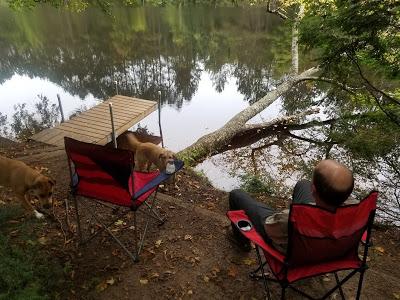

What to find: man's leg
left=292, top=179, right=314, bottom=204
left=229, top=189, right=276, bottom=247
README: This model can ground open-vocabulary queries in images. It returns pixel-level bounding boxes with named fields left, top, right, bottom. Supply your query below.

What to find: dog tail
left=117, top=132, right=141, bottom=151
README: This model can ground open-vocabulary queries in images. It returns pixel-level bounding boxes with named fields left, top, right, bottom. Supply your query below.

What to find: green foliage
left=300, top=0, right=400, bottom=78
left=10, top=95, right=59, bottom=141
left=239, top=173, right=273, bottom=194
left=332, top=111, right=400, bottom=160
left=0, top=112, right=8, bottom=137
left=0, top=205, right=67, bottom=299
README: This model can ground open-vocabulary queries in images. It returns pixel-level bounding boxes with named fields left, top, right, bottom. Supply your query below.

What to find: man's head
left=312, top=159, right=354, bottom=209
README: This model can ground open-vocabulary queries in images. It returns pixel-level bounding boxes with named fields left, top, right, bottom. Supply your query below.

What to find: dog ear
left=159, top=153, right=166, bottom=160
left=30, top=177, right=42, bottom=189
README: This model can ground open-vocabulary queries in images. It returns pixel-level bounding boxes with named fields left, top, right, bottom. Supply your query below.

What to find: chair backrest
left=64, top=137, right=134, bottom=207
left=286, top=192, right=377, bottom=268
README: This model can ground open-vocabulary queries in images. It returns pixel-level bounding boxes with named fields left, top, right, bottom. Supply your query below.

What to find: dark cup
left=237, top=220, right=252, bottom=232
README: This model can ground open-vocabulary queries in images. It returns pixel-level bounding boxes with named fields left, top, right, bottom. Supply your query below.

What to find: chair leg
left=73, top=195, right=82, bottom=242
left=250, top=261, right=268, bottom=279
left=64, top=195, right=71, bottom=230
left=334, top=272, right=345, bottom=300
left=281, top=287, right=286, bottom=300
left=143, top=190, right=165, bottom=224
left=255, top=246, right=271, bottom=300
left=133, top=211, right=139, bottom=262
left=138, top=215, right=150, bottom=255
left=102, top=220, right=138, bottom=262
left=356, top=269, right=366, bottom=300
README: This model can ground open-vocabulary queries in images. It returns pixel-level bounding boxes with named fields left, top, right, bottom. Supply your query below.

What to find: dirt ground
left=1, top=141, right=400, bottom=299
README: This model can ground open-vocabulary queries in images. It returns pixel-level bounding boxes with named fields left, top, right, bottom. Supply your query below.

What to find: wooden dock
left=31, top=95, right=157, bottom=147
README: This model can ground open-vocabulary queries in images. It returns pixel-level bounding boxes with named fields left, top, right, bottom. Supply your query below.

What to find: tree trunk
left=177, top=67, right=319, bottom=165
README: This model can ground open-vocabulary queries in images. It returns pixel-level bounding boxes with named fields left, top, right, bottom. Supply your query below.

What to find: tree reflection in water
left=0, top=6, right=289, bottom=108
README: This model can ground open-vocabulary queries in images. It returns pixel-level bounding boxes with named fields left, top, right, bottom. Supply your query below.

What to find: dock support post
left=158, top=90, right=164, bottom=148
left=115, top=81, right=119, bottom=95
left=57, top=94, right=65, bottom=123
left=109, top=103, right=117, bottom=148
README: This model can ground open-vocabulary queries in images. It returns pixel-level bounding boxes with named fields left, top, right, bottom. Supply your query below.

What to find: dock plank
left=31, top=95, right=157, bottom=147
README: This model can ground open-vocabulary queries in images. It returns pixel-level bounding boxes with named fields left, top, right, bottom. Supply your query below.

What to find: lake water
left=0, top=5, right=289, bottom=190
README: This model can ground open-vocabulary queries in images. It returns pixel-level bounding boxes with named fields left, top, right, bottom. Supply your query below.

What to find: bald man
left=229, top=160, right=355, bottom=252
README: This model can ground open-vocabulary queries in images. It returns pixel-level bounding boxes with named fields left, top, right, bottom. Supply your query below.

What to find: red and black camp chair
left=64, top=137, right=184, bottom=262
left=227, top=191, right=378, bottom=300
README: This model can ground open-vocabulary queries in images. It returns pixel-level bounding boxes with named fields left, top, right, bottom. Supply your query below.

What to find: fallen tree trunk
left=177, top=67, right=319, bottom=166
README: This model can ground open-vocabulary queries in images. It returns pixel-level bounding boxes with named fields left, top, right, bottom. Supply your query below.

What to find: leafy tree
left=9, top=95, right=59, bottom=141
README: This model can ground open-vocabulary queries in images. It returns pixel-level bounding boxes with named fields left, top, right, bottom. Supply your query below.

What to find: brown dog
left=117, top=132, right=175, bottom=172
left=0, top=155, right=55, bottom=219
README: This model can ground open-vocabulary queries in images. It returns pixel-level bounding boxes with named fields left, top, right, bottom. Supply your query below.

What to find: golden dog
left=0, top=155, right=55, bottom=219
left=117, top=132, right=175, bottom=172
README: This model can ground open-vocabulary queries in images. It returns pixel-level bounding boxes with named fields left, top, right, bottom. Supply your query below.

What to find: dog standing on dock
left=0, top=155, right=55, bottom=219
left=117, top=132, right=176, bottom=172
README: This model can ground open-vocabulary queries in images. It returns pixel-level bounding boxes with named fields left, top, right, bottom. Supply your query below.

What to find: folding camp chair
left=64, top=137, right=184, bottom=262
left=227, top=191, right=378, bottom=300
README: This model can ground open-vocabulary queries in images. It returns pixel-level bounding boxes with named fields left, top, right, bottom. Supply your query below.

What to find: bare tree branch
left=350, top=56, right=400, bottom=106
left=297, top=76, right=359, bottom=95
left=282, top=131, right=336, bottom=146
left=252, top=138, right=283, bottom=152
left=266, top=0, right=288, bottom=20
left=244, top=108, right=320, bottom=131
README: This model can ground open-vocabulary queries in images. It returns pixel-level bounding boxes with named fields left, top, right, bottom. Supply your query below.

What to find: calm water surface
left=0, top=5, right=290, bottom=189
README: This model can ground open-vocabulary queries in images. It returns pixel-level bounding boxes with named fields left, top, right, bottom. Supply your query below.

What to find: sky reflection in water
left=0, top=6, right=286, bottom=190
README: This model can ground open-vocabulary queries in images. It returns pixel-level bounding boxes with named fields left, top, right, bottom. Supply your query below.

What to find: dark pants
left=229, top=179, right=314, bottom=245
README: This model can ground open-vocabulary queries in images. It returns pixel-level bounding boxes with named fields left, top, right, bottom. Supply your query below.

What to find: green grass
left=0, top=205, right=68, bottom=300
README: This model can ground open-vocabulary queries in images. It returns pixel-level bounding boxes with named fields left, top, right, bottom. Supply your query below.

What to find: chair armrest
left=133, top=160, right=184, bottom=199
left=227, top=210, right=286, bottom=263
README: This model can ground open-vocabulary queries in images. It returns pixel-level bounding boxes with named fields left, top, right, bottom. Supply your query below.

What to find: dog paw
left=34, top=210, right=44, bottom=219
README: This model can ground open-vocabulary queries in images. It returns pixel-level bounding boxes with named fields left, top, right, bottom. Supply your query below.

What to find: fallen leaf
left=106, top=278, right=115, bottom=285
left=164, top=270, right=175, bottom=275
left=149, top=272, right=159, bottom=279
left=38, top=237, right=47, bottom=245
left=140, top=279, right=149, bottom=285
left=374, top=246, right=385, bottom=254
left=184, top=235, right=193, bottom=241
left=187, top=290, right=193, bottom=295
left=96, top=281, right=108, bottom=292
left=10, top=230, right=19, bottom=236
left=155, top=239, right=162, bottom=248
left=322, top=277, right=331, bottom=282
left=227, top=265, right=238, bottom=278
left=203, top=275, right=210, bottom=282
left=393, top=292, right=400, bottom=299
left=242, top=258, right=256, bottom=266
left=358, top=254, right=371, bottom=262
left=115, top=220, right=124, bottom=226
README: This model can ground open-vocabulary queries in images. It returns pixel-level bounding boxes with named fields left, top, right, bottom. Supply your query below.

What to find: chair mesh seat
left=64, top=137, right=184, bottom=262
left=227, top=191, right=378, bottom=299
